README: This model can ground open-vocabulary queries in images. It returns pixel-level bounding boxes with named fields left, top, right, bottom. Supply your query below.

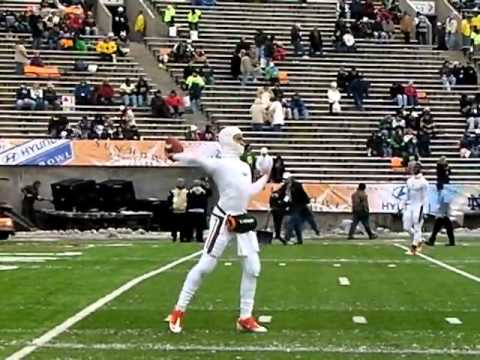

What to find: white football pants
left=403, top=204, right=425, bottom=246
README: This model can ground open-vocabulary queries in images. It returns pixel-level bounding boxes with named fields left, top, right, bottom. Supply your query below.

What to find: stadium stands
left=147, top=0, right=479, bottom=183
left=0, top=0, right=189, bottom=140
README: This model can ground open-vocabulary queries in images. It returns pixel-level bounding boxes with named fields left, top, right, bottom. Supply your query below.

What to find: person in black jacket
left=186, top=178, right=212, bottom=242
left=309, top=27, right=323, bottom=56
left=269, top=188, right=287, bottom=244
left=21, top=180, right=44, bottom=225
left=436, top=156, right=451, bottom=185
left=270, top=155, right=285, bottom=183
left=277, top=173, right=319, bottom=245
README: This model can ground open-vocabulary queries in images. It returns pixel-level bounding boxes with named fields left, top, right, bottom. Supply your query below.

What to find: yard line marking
left=445, top=317, right=463, bottom=325
left=0, top=252, right=82, bottom=256
left=5, top=250, right=202, bottom=360
left=394, top=244, right=480, bottom=284
left=40, top=342, right=480, bottom=356
left=352, top=316, right=367, bottom=324
left=224, top=258, right=480, bottom=264
left=338, top=277, right=350, bottom=286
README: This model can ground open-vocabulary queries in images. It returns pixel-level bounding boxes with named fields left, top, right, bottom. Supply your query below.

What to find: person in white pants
left=167, top=126, right=272, bottom=334
left=402, top=162, right=429, bottom=255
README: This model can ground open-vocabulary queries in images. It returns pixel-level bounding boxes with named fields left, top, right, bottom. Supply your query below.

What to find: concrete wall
left=0, top=166, right=208, bottom=214
left=96, top=1, right=113, bottom=34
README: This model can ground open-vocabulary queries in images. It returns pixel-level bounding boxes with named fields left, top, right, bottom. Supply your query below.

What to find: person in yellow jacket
left=96, top=34, right=118, bottom=62
left=461, top=16, right=471, bottom=51
left=473, top=29, right=480, bottom=56
left=187, top=7, right=202, bottom=31
left=134, top=10, right=145, bottom=38
left=163, top=4, right=176, bottom=27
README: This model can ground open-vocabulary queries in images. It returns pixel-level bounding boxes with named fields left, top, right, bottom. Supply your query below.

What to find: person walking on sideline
left=425, top=183, right=455, bottom=246
left=348, top=183, right=377, bottom=240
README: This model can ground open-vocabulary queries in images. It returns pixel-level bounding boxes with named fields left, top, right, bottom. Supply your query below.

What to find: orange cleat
left=168, top=309, right=184, bottom=334
left=236, top=316, right=268, bottom=333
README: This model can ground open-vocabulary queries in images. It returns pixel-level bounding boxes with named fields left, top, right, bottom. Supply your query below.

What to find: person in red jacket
left=96, top=80, right=115, bottom=105
left=404, top=81, right=418, bottom=107
left=165, top=90, right=184, bottom=117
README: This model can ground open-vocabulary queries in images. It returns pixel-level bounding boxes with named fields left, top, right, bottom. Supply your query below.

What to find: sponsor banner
left=0, top=139, right=220, bottom=167
left=411, top=0, right=435, bottom=15
left=249, top=183, right=480, bottom=215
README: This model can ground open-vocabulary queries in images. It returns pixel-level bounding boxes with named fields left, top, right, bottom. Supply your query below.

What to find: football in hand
left=165, top=137, right=184, bottom=159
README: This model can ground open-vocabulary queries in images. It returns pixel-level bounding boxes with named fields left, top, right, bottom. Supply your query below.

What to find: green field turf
left=1, top=238, right=479, bottom=360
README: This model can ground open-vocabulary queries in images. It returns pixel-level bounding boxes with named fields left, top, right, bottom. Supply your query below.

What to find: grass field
left=1, top=237, right=480, bottom=359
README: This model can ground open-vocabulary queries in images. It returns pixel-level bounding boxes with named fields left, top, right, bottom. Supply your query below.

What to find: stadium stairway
left=0, top=1, right=190, bottom=140
left=146, top=0, right=479, bottom=183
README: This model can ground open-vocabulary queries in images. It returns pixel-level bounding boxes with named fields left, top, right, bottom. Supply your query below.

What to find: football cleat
left=236, top=316, right=268, bottom=333
left=168, top=309, right=184, bottom=334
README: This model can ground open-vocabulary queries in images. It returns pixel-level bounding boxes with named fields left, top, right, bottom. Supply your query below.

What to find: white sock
left=176, top=254, right=217, bottom=312
left=239, top=254, right=260, bottom=319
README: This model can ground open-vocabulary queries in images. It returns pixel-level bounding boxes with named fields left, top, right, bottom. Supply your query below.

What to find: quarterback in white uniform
left=402, top=162, right=429, bottom=255
left=167, top=127, right=272, bottom=334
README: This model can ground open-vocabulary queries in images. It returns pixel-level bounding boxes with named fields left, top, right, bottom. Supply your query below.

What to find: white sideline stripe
left=40, top=342, right=480, bottom=356
left=394, top=244, right=480, bottom=283
left=5, top=250, right=202, bottom=360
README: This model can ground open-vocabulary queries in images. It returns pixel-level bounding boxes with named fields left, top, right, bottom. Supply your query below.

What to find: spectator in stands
left=417, top=128, right=430, bottom=157
left=112, top=6, right=129, bottom=37
left=435, top=22, right=448, bottom=51
left=134, top=76, right=150, bottom=107
left=29, top=8, right=44, bottom=49
left=74, top=34, right=89, bottom=53
left=264, top=35, right=275, bottom=66
left=44, top=82, right=60, bottom=109
left=440, top=61, right=456, bottom=91
left=117, top=31, right=131, bottom=57
left=172, top=40, right=194, bottom=63
left=256, top=85, right=272, bottom=106
left=309, top=27, right=323, bottom=56
left=74, top=80, right=92, bottom=106
left=273, top=42, right=287, bottom=61
left=342, top=31, right=356, bottom=52
left=165, top=90, right=184, bottom=117
left=446, top=15, right=458, bottom=49
left=336, top=66, right=349, bottom=91
left=30, top=51, right=44, bottom=67
left=420, top=107, right=436, bottom=136
left=404, top=81, right=418, bottom=106
left=84, top=11, right=97, bottom=35
left=269, top=96, right=285, bottom=131
left=240, top=144, right=257, bottom=178
left=163, top=4, right=176, bottom=28
left=466, top=112, right=479, bottom=134
left=15, top=84, right=35, bottom=110
left=464, top=63, right=478, bottom=86
left=390, top=82, right=407, bottom=107
left=436, top=156, right=451, bottom=184
left=186, top=70, right=205, bottom=113
left=96, top=80, right=115, bottom=105
left=30, top=83, right=47, bottom=110
left=185, top=125, right=201, bottom=140
left=382, top=17, right=395, bottom=40
left=193, top=46, right=207, bottom=63
left=461, top=16, right=472, bottom=56
left=120, top=78, right=137, bottom=107
left=48, top=114, right=68, bottom=138
left=254, top=29, right=267, bottom=61
left=200, top=123, right=216, bottom=141
left=230, top=50, right=241, bottom=80
left=240, top=50, right=259, bottom=86
left=350, top=0, right=364, bottom=20
left=416, top=13, right=429, bottom=45
left=291, top=24, right=306, bottom=57
left=187, top=7, right=202, bottom=32
left=289, top=92, right=308, bottom=120
left=366, top=131, right=384, bottom=157
left=350, top=75, right=365, bottom=111
left=250, top=97, right=266, bottom=131
left=264, top=61, right=279, bottom=84
left=77, top=116, right=90, bottom=139
left=389, top=128, right=406, bottom=157
left=271, top=155, right=285, bottom=183
left=460, top=94, right=472, bottom=116
left=96, top=34, right=117, bottom=62
left=151, top=90, right=170, bottom=117
left=14, top=39, right=29, bottom=75
left=327, top=81, right=341, bottom=114
left=119, top=105, right=136, bottom=128
left=133, top=10, right=145, bottom=41
left=236, top=37, right=251, bottom=53
left=399, top=12, right=414, bottom=44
